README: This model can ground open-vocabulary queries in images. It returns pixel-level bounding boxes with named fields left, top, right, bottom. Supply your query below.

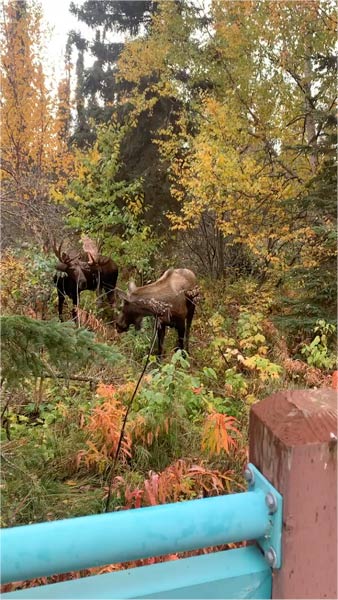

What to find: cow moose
left=115, top=268, right=200, bottom=357
left=53, top=240, right=118, bottom=321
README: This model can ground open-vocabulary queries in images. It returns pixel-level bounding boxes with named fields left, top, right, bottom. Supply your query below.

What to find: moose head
left=53, top=240, right=87, bottom=289
left=52, top=238, right=119, bottom=321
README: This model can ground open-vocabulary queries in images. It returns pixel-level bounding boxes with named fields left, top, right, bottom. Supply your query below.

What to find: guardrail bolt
left=265, top=546, right=277, bottom=568
left=243, top=466, right=255, bottom=485
left=265, top=492, right=278, bottom=514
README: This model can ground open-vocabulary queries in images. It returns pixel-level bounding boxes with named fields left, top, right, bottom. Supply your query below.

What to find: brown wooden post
left=249, top=389, right=337, bottom=599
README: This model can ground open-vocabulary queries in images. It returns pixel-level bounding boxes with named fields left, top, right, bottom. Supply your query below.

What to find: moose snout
left=55, top=261, right=68, bottom=272
left=115, top=317, right=129, bottom=333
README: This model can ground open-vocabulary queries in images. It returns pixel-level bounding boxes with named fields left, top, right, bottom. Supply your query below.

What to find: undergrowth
left=0, top=253, right=336, bottom=591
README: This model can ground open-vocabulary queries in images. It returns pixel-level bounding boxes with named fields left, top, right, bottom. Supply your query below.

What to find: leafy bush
left=65, top=122, right=162, bottom=276
left=0, top=249, right=56, bottom=317
left=209, top=310, right=283, bottom=389
left=301, top=319, right=336, bottom=369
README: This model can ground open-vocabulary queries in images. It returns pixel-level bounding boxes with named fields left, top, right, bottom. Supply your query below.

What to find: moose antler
left=52, top=237, right=80, bottom=265
left=52, top=237, right=67, bottom=262
left=81, top=236, right=100, bottom=264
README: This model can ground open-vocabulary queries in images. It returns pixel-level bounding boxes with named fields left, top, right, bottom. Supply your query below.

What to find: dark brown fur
left=53, top=243, right=118, bottom=321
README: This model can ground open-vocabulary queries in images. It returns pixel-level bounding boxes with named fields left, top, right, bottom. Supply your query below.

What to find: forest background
left=0, top=0, right=337, bottom=590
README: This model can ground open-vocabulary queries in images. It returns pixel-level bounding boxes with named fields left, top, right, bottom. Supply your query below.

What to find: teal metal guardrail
left=0, top=464, right=282, bottom=599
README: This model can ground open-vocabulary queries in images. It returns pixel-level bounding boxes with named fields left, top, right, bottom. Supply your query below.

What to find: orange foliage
left=77, top=385, right=131, bottom=471
left=96, top=383, right=117, bottom=399
left=128, top=414, right=171, bottom=446
left=1, top=1, right=74, bottom=238
left=76, top=309, right=109, bottom=338
left=201, top=412, right=240, bottom=456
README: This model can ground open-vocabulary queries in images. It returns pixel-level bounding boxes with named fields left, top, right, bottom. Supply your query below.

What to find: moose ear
left=115, top=288, right=129, bottom=303
left=128, top=281, right=137, bottom=294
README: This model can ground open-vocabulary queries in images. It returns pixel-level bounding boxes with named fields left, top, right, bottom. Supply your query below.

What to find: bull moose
left=116, top=268, right=200, bottom=357
left=53, top=240, right=118, bottom=321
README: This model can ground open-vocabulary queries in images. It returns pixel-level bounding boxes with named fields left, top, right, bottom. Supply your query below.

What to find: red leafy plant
left=111, top=458, right=236, bottom=510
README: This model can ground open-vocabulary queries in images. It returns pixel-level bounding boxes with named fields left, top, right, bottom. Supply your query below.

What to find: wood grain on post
left=249, top=389, right=337, bottom=599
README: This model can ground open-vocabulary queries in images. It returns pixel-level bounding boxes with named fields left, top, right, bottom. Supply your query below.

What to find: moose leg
left=175, top=319, right=186, bottom=353
left=71, top=305, right=78, bottom=322
left=71, top=293, right=79, bottom=323
left=157, top=323, right=166, bottom=358
left=185, top=300, right=196, bottom=354
left=96, top=291, right=104, bottom=310
left=104, top=285, right=115, bottom=307
left=109, top=270, right=118, bottom=305
left=57, top=291, right=65, bottom=322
